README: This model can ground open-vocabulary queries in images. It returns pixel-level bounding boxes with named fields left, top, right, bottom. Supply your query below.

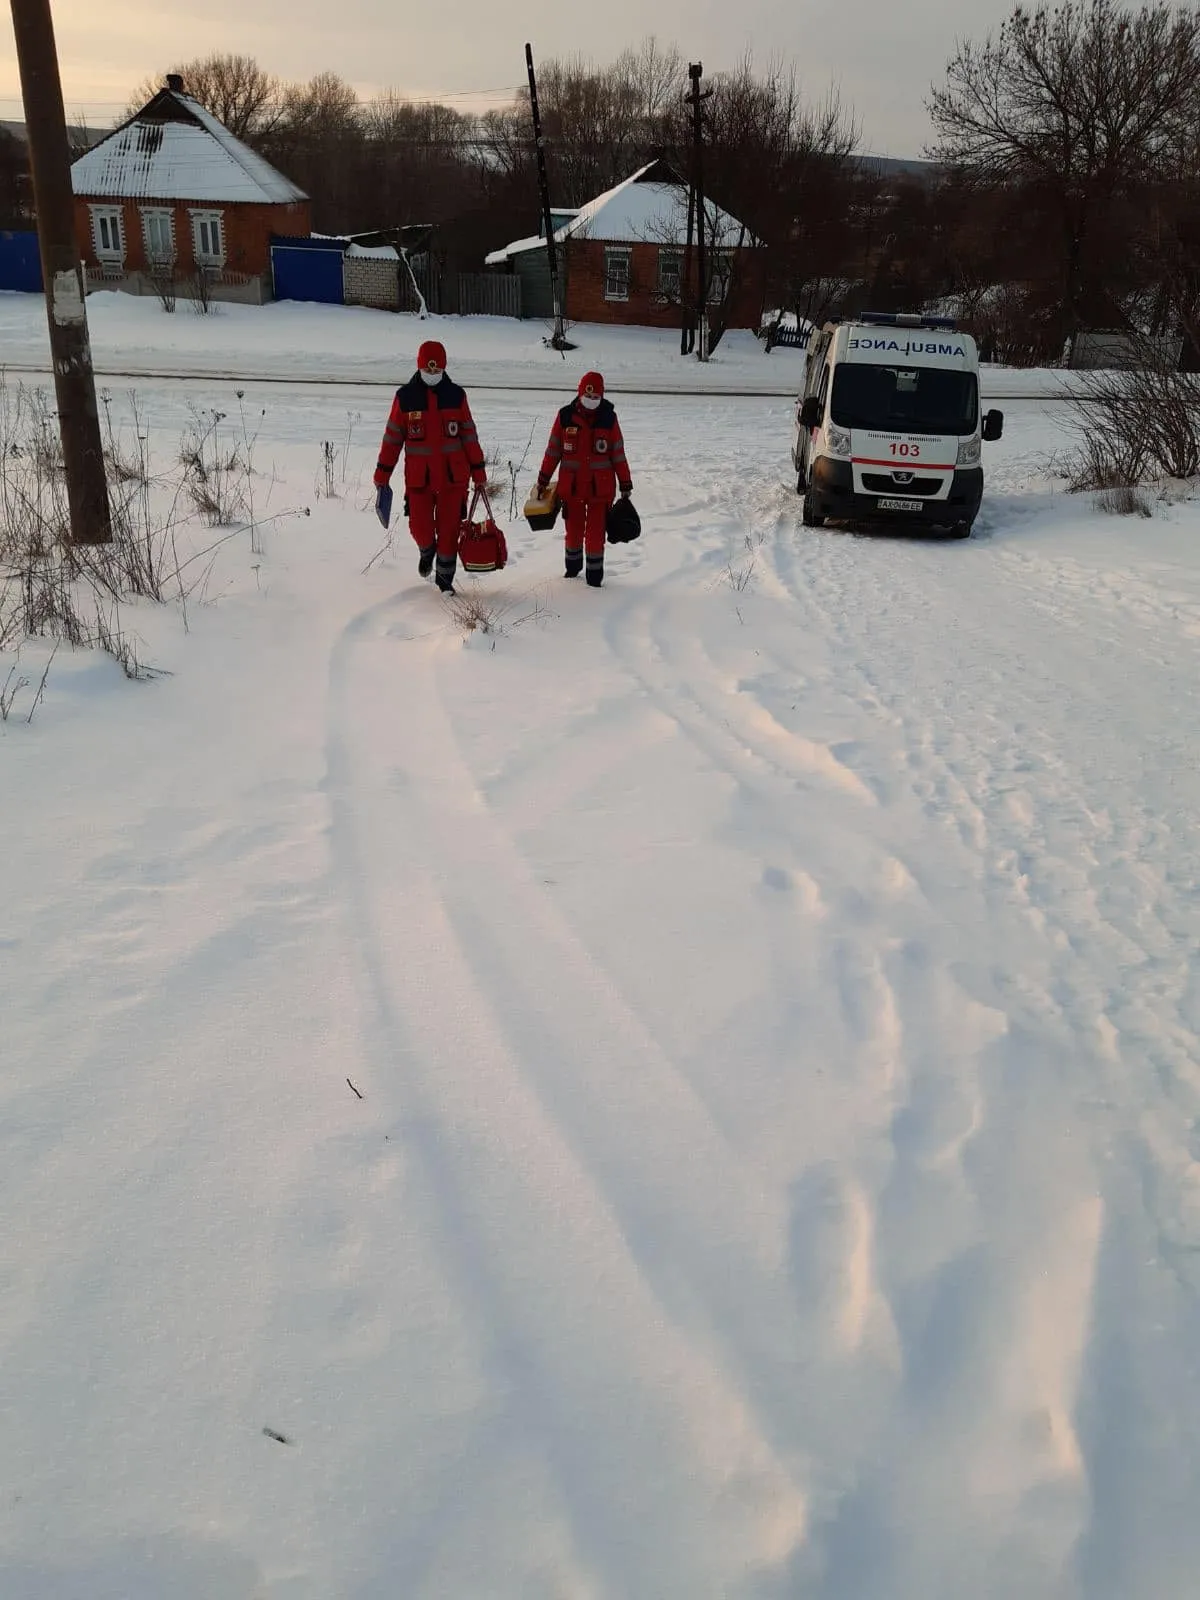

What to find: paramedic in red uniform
left=373, top=340, right=488, bottom=592
left=536, top=371, right=632, bottom=587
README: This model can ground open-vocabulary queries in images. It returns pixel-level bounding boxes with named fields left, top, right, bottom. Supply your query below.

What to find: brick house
left=485, top=159, right=763, bottom=329
left=71, top=76, right=309, bottom=305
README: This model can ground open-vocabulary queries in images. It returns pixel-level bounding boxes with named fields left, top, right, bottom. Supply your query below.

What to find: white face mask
left=579, top=394, right=601, bottom=411
left=421, top=369, right=444, bottom=386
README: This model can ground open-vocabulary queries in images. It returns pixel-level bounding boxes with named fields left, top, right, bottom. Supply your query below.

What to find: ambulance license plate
left=877, top=497, right=924, bottom=512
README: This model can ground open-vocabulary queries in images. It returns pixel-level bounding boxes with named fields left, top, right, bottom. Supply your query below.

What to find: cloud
left=5, top=0, right=1012, bottom=153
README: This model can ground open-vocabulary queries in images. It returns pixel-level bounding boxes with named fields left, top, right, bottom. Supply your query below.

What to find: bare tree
left=0, top=125, right=33, bottom=227
left=612, top=36, right=686, bottom=125
left=671, top=58, right=858, bottom=329
left=928, top=1, right=1200, bottom=349
left=262, top=74, right=362, bottom=229
left=125, top=54, right=282, bottom=139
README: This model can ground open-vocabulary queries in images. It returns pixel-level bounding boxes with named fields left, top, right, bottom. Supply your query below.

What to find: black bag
left=606, top=496, right=641, bottom=544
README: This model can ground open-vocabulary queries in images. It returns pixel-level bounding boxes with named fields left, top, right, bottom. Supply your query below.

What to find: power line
left=0, top=85, right=525, bottom=116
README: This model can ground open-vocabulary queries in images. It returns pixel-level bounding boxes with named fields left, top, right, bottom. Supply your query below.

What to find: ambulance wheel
left=947, top=519, right=973, bottom=539
left=795, top=467, right=806, bottom=495
left=802, top=489, right=825, bottom=528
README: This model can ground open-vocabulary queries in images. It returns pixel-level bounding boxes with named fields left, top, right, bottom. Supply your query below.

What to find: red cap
left=578, top=371, right=605, bottom=400
left=417, top=340, right=447, bottom=374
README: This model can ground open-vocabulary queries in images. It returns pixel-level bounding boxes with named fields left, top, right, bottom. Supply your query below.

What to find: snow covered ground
left=0, top=289, right=1072, bottom=397
left=3, top=306, right=1200, bottom=1598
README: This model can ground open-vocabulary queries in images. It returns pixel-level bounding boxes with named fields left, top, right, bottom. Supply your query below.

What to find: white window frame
left=189, top=209, right=225, bottom=268
left=90, top=205, right=125, bottom=263
left=141, top=207, right=175, bottom=268
left=604, top=247, right=631, bottom=303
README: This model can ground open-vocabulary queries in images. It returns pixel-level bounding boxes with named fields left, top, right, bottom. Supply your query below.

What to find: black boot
left=435, top=554, right=457, bottom=594
left=564, top=547, right=583, bottom=579
left=417, top=543, right=435, bottom=577
left=585, top=553, right=604, bottom=588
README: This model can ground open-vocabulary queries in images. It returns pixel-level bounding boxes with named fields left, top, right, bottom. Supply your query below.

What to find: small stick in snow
left=27, top=643, right=58, bottom=724
left=346, top=1077, right=364, bottom=1100
left=262, top=1427, right=292, bottom=1445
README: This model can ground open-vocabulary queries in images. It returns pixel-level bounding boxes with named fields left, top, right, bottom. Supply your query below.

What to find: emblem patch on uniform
left=596, top=437, right=609, bottom=453
left=446, top=420, right=459, bottom=437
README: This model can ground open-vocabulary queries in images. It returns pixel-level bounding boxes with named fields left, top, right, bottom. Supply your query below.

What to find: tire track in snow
left=323, top=586, right=811, bottom=1597
left=597, top=526, right=1090, bottom=1586
left=763, top=494, right=1200, bottom=1591
left=603, top=467, right=1144, bottom=1587
left=769, top=505, right=1200, bottom=1247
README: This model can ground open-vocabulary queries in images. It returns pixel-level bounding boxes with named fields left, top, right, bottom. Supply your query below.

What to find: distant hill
left=1, top=119, right=108, bottom=149
left=857, top=154, right=942, bottom=183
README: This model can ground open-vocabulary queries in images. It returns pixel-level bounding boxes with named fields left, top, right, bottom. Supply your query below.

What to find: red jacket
left=375, top=374, right=486, bottom=493
left=539, top=399, right=632, bottom=504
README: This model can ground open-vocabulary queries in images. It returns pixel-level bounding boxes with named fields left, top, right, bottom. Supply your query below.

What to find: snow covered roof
left=72, top=88, right=306, bottom=206
left=485, top=161, right=754, bottom=264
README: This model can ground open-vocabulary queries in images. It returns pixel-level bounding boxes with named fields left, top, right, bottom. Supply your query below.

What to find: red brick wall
left=565, top=238, right=764, bottom=329
left=74, top=197, right=311, bottom=277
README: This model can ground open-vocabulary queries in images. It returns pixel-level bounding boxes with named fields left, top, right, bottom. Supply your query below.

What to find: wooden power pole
left=680, top=147, right=696, bottom=356
left=525, top=42, right=568, bottom=352
left=685, top=63, right=713, bottom=363
left=9, top=0, right=111, bottom=544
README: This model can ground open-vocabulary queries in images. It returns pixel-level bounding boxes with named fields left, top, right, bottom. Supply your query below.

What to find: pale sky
left=2, top=0, right=1014, bottom=156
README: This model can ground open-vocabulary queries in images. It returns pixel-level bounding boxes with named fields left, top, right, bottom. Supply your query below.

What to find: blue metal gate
left=0, top=230, right=42, bottom=293
left=270, top=237, right=345, bottom=305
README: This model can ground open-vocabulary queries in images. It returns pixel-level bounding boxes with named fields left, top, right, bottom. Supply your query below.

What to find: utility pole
left=8, top=0, right=111, bottom=544
left=680, top=152, right=695, bottom=356
left=685, top=63, right=713, bottom=363
left=526, top=42, right=568, bottom=352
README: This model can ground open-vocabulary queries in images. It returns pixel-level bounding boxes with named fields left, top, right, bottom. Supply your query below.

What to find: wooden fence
left=412, top=265, right=522, bottom=319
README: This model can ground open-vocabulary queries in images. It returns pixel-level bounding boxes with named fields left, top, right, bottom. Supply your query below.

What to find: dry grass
left=1097, top=484, right=1153, bottom=517
left=444, top=583, right=552, bottom=638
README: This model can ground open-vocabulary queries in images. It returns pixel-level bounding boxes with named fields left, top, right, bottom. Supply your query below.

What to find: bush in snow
left=1066, top=334, right=1200, bottom=496
left=179, top=404, right=251, bottom=527
left=1097, top=485, right=1153, bottom=518
left=444, top=585, right=552, bottom=639
left=0, top=379, right=182, bottom=675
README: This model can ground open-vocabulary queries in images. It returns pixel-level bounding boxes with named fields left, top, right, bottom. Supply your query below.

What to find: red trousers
left=408, top=487, right=464, bottom=557
left=563, top=499, right=609, bottom=557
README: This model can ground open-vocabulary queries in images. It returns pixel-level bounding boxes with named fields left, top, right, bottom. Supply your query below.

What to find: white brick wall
left=344, top=256, right=400, bottom=310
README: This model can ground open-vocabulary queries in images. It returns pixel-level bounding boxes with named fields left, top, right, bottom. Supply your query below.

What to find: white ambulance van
left=792, top=312, right=1005, bottom=537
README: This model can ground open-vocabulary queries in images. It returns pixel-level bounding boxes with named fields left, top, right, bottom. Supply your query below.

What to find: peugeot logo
left=893, top=470, right=914, bottom=485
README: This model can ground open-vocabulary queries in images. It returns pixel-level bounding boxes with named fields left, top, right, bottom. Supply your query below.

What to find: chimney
left=166, top=73, right=184, bottom=93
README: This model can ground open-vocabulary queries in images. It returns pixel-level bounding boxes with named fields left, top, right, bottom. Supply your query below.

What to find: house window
left=604, top=247, right=631, bottom=303
left=190, top=210, right=225, bottom=266
left=141, top=208, right=174, bottom=267
left=657, top=248, right=683, bottom=302
left=706, top=251, right=733, bottom=306
left=90, top=205, right=124, bottom=262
